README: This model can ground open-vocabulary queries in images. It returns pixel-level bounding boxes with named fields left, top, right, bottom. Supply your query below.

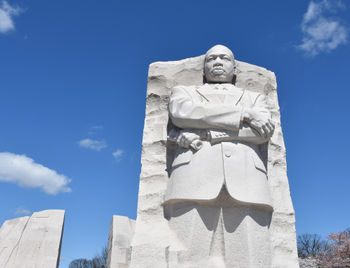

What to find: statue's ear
left=232, top=75, right=237, bottom=85
left=233, top=60, right=237, bottom=72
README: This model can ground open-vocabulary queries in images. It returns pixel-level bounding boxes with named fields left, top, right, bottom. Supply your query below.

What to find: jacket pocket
left=172, top=148, right=193, bottom=168
left=251, top=152, right=267, bottom=173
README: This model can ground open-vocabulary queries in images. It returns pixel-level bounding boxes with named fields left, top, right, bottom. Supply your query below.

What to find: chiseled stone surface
left=125, top=53, right=299, bottom=267
left=0, top=209, right=65, bottom=268
left=107, top=216, right=135, bottom=268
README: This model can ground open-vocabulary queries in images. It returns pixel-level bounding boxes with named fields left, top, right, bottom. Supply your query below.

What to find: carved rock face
left=204, top=44, right=236, bottom=83
left=108, top=51, right=299, bottom=268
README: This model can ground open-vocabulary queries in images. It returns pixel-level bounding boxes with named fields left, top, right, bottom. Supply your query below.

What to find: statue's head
left=204, top=45, right=236, bottom=84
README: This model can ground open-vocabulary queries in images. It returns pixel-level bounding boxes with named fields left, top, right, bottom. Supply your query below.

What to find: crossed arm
left=168, top=86, right=275, bottom=147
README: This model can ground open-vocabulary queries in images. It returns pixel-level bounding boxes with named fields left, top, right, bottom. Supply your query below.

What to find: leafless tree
left=297, top=233, right=328, bottom=258
left=69, top=246, right=107, bottom=268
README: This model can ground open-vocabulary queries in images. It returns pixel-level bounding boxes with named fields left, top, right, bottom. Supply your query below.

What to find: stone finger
left=179, top=136, right=186, bottom=147
left=262, top=125, right=269, bottom=138
left=255, top=126, right=264, bottom=137
left=266, top=123, right=273, bottom=133
left=184, top=138, right=191, bottom=147
left=177, top=134, right=183, bottom=144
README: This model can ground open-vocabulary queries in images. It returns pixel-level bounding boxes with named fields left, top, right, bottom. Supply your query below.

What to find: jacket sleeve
left=251, top=93, right=272, bottom=124
left=239, top=93, right=272, bottom=143
left=209, top=93, right=273, bottom=144
left=168, top=86, right=243, bottom=131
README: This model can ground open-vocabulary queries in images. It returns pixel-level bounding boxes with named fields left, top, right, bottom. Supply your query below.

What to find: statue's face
left=204, top=45, right=235, bottom=83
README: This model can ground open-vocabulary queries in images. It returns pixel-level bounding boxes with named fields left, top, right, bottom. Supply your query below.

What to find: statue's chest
left=195, top=88, right=253, bottom=107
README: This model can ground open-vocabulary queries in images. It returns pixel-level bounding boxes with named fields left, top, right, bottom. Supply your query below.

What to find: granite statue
left=163, top=45, right=275, bottom=267
left=107, top=45, right=299, bottom=268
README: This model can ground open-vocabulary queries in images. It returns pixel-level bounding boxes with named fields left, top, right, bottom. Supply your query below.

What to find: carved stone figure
left=163, top=45, right=275, bottom=267
left=165, top=45, right=274, bottom=206
left=107, top=45, right=299, bottom=268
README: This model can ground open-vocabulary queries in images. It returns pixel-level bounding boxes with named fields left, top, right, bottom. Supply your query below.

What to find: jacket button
left=224, top=151, right=231, bottom=157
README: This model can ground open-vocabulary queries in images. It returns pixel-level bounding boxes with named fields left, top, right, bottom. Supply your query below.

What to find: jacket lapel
left=196, top=84, right=244, bottom=105
left=225, top=84, right=245, bottom=106
left=195, top=84, right=215, bottom=103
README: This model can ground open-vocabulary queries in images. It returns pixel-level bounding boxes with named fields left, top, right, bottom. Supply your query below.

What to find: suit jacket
left=164, top=83, right=273, bottom=209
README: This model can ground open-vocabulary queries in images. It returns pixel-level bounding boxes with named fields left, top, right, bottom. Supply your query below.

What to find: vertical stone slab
left=107, top=216, right=135, bottom=268
left=0, top=216, right=30, bottom=267
left=0, top=209, right=65, bottom=268
left=129, top=55, right=299, bottom=267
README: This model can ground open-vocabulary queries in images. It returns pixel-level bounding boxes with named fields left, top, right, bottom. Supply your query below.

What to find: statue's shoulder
left=245, top=90, right=260, bottom=98
left=172, top=84, right=201, bottom=90
left=171, top=85, right=202, bottom=95
left=242, top=89, right=266, bottom=104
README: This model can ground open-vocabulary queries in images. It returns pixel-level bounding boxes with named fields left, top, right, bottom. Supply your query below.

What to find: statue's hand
left=243, top=108, right=275, bottom=138
left=177, top=131, right=201, bottom=149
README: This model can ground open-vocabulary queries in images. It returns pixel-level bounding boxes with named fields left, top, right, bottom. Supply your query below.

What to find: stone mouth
left=212, top=68, right=225, bottom=75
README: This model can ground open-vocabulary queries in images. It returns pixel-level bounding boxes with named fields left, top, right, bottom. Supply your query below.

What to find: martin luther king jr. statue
left=163, top=45, right=275, bottom=267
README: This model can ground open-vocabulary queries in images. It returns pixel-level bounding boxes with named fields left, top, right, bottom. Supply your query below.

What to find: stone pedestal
left=0, top=209, right=65, bottom=268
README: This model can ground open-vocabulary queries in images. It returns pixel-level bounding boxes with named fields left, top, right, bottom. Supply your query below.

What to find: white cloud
left=78, top=138, right=107, bottom=151
left=91, top=125, right=103, bottom=130
left=0, top=152, right=72, bottom=195
left=112, top=149, right=124, bottom=161
left=15, top=207, right=31, bottom=216
left=298, top=0, right=348, bottom=56
left=0, top=1, right=21, bottom=34
left=88, top=125, right=104, bottom=135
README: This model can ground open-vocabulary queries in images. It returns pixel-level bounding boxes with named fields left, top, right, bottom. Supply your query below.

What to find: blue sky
left=0, top=0, right=349, bottom=266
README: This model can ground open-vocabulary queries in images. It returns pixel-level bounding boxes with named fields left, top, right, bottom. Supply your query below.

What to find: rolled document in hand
left=190, top=140, right=203, bottom=151
left=167, top=132, right=203, bottom=151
